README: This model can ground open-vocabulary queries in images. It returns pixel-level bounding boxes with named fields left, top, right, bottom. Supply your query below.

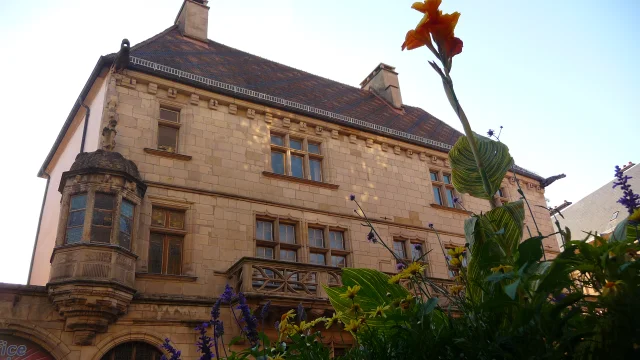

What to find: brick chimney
left=360, top=63, right=403, bottom=109
left=175, top=0, right=210, bottom=42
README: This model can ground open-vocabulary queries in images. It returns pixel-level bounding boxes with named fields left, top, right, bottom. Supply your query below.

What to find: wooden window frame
left=65, top=193, right=87, bottom=244
left=254, top=216, right=301, bottom=262
left=269, top=131, right=325, bottom=182
left=149, top=206, right=186, bottom=275
left=308, top=225, right=350, bottom=267
left=157, top=106, right=182, bottom=153
left=430, top=169, right=458, bottom=208
left=394, top=238, right=428, bottom=270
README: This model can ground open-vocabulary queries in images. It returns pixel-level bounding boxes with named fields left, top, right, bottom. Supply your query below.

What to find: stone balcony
left=226, top=257, right=456, bottom=306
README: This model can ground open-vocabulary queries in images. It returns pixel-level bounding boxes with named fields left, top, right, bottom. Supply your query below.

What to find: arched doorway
left=100, top=342, right=163, bottom=360
left=0, top=335, right=55, bottom=359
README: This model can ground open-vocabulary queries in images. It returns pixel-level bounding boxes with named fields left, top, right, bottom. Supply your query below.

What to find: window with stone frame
left=269, top=131, right=324, bottom=182
left=496, top=186, right=509, bottom=205
left=64, top=191, right=137, bottom=249
left=308, top=226, right=349, bottom=267
left=394, top=238, right=428, bottom=273
left=430, top=170, right=457, bottom=208
left=445, top=244, right=461, bottom=279
left=149, top=207, right=186, bottom=275
left=255, top=217, right=301, bottom=262
left=101, top=341, right=163, bottom=360
left=157, top=107, right=181, bottom=153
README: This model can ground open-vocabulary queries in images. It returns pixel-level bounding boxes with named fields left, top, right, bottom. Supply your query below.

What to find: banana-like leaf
left=323, top=268, right=409, bottom=329
left=449, top=133, right=514, bottom=199
left=611, top=218, right=640, bottom=242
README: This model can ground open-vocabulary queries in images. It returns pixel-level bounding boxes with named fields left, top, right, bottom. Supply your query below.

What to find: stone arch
left=0, top=320, right=71, bottom=360
left=91, top=329, right=167, bottom=360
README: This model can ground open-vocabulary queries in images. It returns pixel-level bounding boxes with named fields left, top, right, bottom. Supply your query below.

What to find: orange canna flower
left=402, top=0, right=463, bottom=59
left=411, top=0, right=442, bottom=15
left=402, top=28, right=433, bottom=51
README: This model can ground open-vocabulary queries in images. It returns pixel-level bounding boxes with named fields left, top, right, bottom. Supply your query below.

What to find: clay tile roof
left=126, top=26, right=463, bottom=148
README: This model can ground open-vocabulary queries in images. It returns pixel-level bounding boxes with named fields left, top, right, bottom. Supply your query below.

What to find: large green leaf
left=323, top=268, right=409, bottom=329
left=449, top=133, right=514, bottom=199
left=611, top=218, right=640, bottom=242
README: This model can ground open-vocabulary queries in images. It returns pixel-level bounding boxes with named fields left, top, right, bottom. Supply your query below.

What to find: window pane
left=310, top=252, right=325, bottom=265
left=167, top=237, right=183, bottom=275
left=70, top=194, right=87, bottom=210
left=67, top=210, right=85, bottom=227
left=308, top=143, right=321, bottom=154
left=94, top=193, right=114, bottom=210
left=291, top=155, right=304, bottom=178
left=393, top=241, right=406, bottom=259
left=152, top=208, right=166, bottom=227
left=497, top=188, right=505, bottom=197
left=290, top=139, right=302, bottom=150
left=430, top=172, right=439, bottom=182
left=118, top=231, right=131, bottom=250
left=92, top=210, right=113, bottom=227
left=121, top=200, right=134, bottom=218
left=158, top=125, right=178, bottom=152
left=257, top=246, right=274, bottom=259
left=66, top=227, right=83, bottom=244
left=91, top=226, right=111, bottom=243
left=169, top=211, right=185, bottom=229
left=309, top=228, right=324, bottom=248
left=331, top=255, right=346, bottom=268
left=280, top=249, right=297, bottom=262
left=257, top=221, right=273, bottom=241
left=148, top=234, right=164, bottom=274
left=433, top=186, right=443, bottom=205
left=443, top=174, right=451, bottom=184
left=270, top=134, right=284, bottom=146
left=160, top=108, right=180, bottom=122
left=279, top=224, right=295, bottom=244
left=119, top=216, right=133, bottom=249
left=445, top=188, right=455, bottom=208
left=310, top=159, right=322, bottom=182
left=411, top=244, right=424, bottom=260
left=330, top=231, right=345, bottom=250
left=271, top=151, right=285, bottom=174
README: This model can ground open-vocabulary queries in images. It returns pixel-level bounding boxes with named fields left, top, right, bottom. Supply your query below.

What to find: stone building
left=0, top=1, right=559, bottom=359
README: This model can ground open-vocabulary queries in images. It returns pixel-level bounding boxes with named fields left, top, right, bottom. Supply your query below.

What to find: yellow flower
left=340, top=285, right=362, bottom=300
left=450, top=284, right=464, bottom=295
left=629, top=208, right=640, bottom=222
left=325, top=312, right=342, bottom=329
left=602, top=280, right=624, bottom=296
left=350, top=302, right=362, bottom=314
left=401, top=262, right=426, bottom=277
left=370, top=305, right=390, bottom=318
left=344, top=319, right=362, bottom=333
left=447, top=246, right=466, bottom=257
left=281, top=309, right=295, bottom=322
left=449, top=257, right=461, bottom=267
left=490, top=265, right=513, bottom=273
left=400, top=294, right=415, bottom=310
left=269, top=355, right=285, bottom=360
left=388, top=273, right=403, bottom=284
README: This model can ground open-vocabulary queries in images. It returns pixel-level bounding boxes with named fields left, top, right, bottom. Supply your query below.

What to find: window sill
left=144, top=148, right=192, bottom=161
left=430, top=203, right=472, bottom=215
left=262, top=171, right=339, bottom=189
left=135, top=273, right=198, bottom=282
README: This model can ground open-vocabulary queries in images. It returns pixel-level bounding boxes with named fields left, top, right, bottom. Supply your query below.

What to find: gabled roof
left=128, top=26, right=463, bottom=148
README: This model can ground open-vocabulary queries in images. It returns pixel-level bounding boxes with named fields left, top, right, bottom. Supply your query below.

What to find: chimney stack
left=360, top=63, right=403, bottom=109
left=175, top=0, right=210, bottom=42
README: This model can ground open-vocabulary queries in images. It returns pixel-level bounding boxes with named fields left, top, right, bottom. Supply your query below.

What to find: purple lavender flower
left=220, top=284, right=235, bottom=304
left=551, top=293, right=567, bottom=303
left=413, top=244, right=423, bottom=252
left=453, top=197, right=459, bottom=203
left=195, top=323, right=214, bottom=360
left=613, top=165, right=640, bottom=215
left=236, top=293, right=259, bottom=346
left=487, top=129, right=495, bottom=137
left=260, top=300, right=271, bottom=320
left=428, top=223, right=434, bottom=229
left=211, top=298, right=221, bottom=322
left=350, top=194, right=356, bottom=201
left=297, top=303, right=307, bottom=322
left=161, top=338, right=182, bottom=360
left=367, top=230, right=377, bottom=243
left=274, top=320, right=280, bottom=331
left=396, top=263, right=406, bottom=271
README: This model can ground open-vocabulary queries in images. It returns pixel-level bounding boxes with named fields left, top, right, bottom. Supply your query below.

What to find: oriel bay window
left=308, top=226, right=349, bottom=267
left=255, top=218, right=300, bottom=261
left=269, top=132, right=324, bottom=182
left=63, top=191, right=137, bottom=249
left=149, top=207, right=185, bottom=275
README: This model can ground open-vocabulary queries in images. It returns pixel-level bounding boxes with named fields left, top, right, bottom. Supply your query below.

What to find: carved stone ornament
left=381, top=143, right=389, bottom=152
left=228, top=104, right=238, bottom=115
left=283, top=117, right=291, bottom=127
left=264, top=113, right=273, bottom=124
left=407, top=149, right=414, bottom=158
left=444, top=160, right=450, bottom=168
left=247, top=109, right=256, bottom=119
left=315, top=126, right=323, bottom=134
left=431, top=156, right=438, bottom=163
left=366, top=138, right=374, bottom=148
left=167, top=88, right=178, bottom=98
left=419, top=152, right=427, bottom=161
left=393, top=146, right=401, bottom=155
left=349, top=134, right=357, bottom=144
left=331, top=129, right=339, bottom=139
left=190, top=94, right=200, bottom=105
left=101, top=97, right=119, bottom=151
left=510, top=177, right=516, bottom=183
left=118, top=76, right=136, bottom=89
left=299, top=122, right=307, bottom=132
left=147, top=83, right=158, bottom=94
left=209, top=99, right=219, bottom=109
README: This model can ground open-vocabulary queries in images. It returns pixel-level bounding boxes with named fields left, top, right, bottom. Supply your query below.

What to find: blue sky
left=0, top=0, right=637, bottom=284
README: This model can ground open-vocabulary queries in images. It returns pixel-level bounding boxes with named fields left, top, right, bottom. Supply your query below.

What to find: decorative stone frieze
left=283, top=118, right=291, bottom=127
left=299, top=122, right=307, bottom=132
left=331, top=130, right=339, bottom=139
left=118, top=76, right=136, bottom=89
left=381, top=143, right=389, bottom=152
left=147, top=83, right=158, bottom=94
left=190, top=94, right=200, bottom=105
left=209, top=99, right=219, bottom=109
left=349, top=134, right=357, bottom=144
left=228, top=104, right=238, bottom=114
left=366, top=139, right=374, bottom=148
left=393, top=146, right=401, bottom=155
left=265, top=113, right=273, bottom=124
left=315, top=126, right=323, bottom=134
left=247, top=109, right=256, bottom=119
left=167, top=88, right=178, bottom=98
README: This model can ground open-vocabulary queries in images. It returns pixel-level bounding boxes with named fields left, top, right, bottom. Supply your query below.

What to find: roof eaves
left=37, top=55, right=112, bottom=178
